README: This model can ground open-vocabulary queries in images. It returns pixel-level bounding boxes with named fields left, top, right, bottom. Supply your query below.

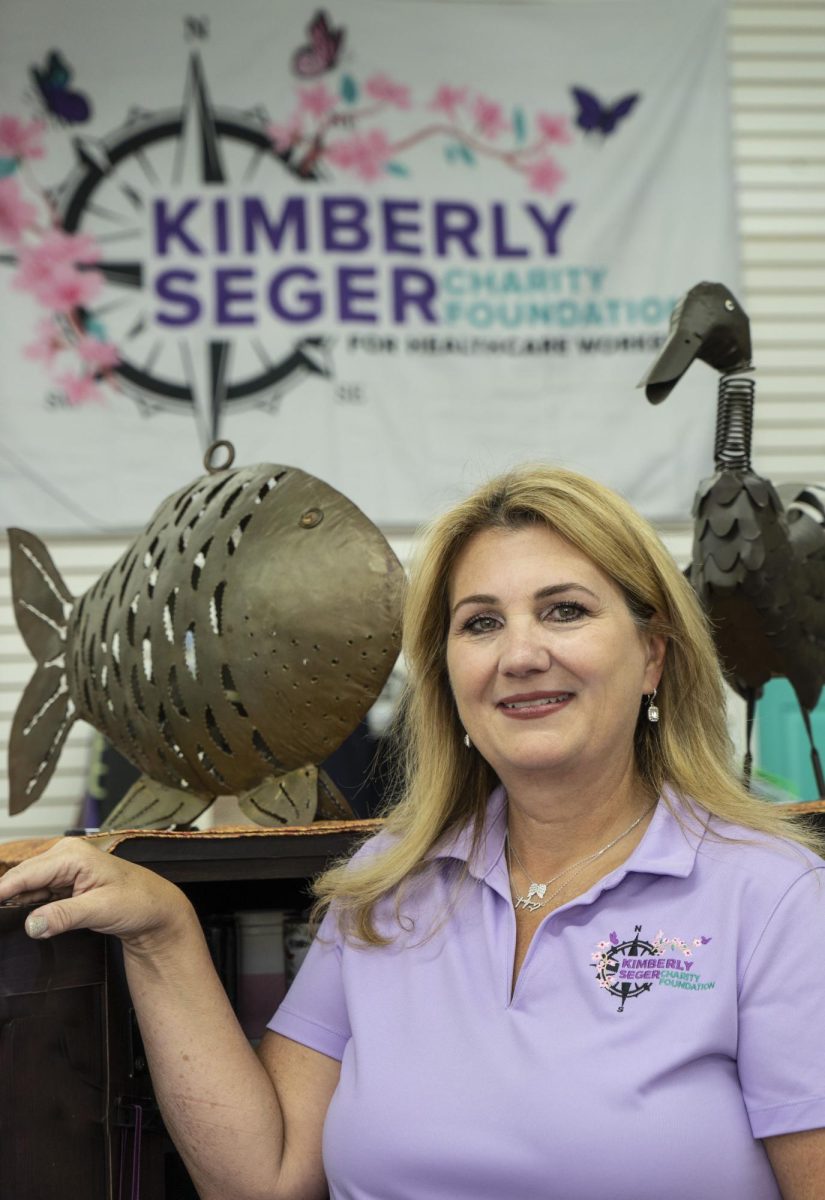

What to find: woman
left=1, top=465, right=825, bottom=1199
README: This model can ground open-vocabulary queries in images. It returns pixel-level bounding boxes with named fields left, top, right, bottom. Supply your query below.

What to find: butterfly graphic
left=31, top=50, right=91, bottom=124
left=571, top=87, right=639, bottom=137
left=292, top=10, right=345, bottom=77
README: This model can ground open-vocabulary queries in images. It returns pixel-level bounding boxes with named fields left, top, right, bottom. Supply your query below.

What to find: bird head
left=639, top=282, right=753, bottom=404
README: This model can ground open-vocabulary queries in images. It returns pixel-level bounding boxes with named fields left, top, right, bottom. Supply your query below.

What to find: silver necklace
left=507, top=804, right=655, bottom=913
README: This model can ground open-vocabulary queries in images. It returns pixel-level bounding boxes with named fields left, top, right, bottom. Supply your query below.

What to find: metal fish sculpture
left=8, top=442, right=403, bottom=830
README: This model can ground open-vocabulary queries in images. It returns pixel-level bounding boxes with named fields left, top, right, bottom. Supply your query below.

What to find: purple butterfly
left=292, top=10, right=345, bottom=78
left=571, top=87, right=639, bottom=137
left=31, top=50, right=91, bottom=124
left=609, top=931, right=619, bottom=946
left=700, top=936, right=712, bottom=944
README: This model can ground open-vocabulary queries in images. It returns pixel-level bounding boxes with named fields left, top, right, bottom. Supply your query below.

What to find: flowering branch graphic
left=1, top=70, right=574, bottom=411
left=269, top=73, right=571, bottom=194
left=0, top=114, right=118, bottom=407
left=651, top=931, right=712, bottom=957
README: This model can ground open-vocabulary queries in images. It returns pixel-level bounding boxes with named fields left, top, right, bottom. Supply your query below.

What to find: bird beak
left=638, top=282, right=752, bottom=404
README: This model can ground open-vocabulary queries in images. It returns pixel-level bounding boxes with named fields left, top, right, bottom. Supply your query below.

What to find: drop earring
left=646, top=688, right=659, bottom=724
left=463, top=731, right=472, bottom=748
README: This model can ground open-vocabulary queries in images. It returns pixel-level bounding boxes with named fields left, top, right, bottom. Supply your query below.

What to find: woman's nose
left=498, top=623, right=552, bottom=675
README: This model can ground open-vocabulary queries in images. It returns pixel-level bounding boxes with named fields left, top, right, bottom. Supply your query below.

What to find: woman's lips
left=497, top=692, right=573, bottom=718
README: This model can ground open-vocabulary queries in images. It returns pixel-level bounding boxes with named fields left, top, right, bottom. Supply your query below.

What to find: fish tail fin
left=9, top=664, right=76, bottom=814
left=8, top=528, right=74, bottom=662
left=7, top=529, right=77, bottom=815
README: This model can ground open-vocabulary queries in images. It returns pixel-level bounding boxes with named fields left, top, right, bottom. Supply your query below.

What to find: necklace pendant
left=515, top=895, right=544, bottom=912
left=526, top=882, right=547, bottom=901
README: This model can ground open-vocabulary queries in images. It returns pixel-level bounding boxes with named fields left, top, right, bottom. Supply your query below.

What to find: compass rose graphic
left=54, top=49, right=332, bottom=445
left=592, top=924, right=659, bottom=1013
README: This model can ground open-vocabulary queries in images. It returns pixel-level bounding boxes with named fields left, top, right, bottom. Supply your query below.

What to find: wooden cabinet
left=0, top=821, right=376, bottom=1200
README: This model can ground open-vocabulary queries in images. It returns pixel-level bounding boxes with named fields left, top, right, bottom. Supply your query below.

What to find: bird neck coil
left=715, top=372, right=754, bottom=471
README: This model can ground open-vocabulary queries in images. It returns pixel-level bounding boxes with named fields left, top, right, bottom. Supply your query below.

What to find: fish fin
left=238, top=766, right=320, bottom=827
left=101, top=777, right=213, bottom=830
left=316, top=768, right=355, bottom=820
left=8, top=528, right=74, bottom=663
left=8, top=663, right=76, bottom=814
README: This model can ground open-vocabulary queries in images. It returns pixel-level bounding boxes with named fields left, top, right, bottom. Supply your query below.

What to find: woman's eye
left=548, top=602, right=587, bottom=622
left=463, top=614, right=499, bottom=633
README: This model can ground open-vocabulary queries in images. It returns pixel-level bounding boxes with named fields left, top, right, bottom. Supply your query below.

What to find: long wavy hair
left=314, top=464, right=824, bottom=943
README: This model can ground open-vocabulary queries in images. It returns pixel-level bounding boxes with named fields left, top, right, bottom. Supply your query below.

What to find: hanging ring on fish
left=204, top=440, right=236, bottom=473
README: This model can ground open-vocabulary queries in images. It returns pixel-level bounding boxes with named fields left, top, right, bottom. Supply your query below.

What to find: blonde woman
left=3, top=465, right=825, bottom=1200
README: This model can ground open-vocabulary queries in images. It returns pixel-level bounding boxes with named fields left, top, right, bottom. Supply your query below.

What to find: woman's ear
left=643, top=622, right=667, bottom=693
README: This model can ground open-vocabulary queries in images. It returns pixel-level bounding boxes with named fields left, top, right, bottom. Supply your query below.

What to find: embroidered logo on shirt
left=590, top=924, right=715, bottom=1012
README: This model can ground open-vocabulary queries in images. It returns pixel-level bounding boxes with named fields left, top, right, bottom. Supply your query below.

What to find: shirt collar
left=430, top=783, right=704, bottom=891
left=430, top=785, right=509, bottom=884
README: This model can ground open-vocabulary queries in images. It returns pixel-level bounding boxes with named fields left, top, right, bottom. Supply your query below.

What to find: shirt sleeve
left=267, top=909, right=352, bottom=1062
left=737, top=865, right=825, bottom=1138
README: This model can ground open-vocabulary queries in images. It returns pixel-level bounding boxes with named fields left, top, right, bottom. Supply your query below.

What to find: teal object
left=340, top=75, right=358, bottom=104
left=756, top=679, right=825, bottom=801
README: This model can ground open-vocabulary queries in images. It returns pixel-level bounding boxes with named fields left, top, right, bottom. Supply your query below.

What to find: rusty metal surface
left=690, top=470, right=825, bottom=708
left=8, top=448, right=403, bottom=828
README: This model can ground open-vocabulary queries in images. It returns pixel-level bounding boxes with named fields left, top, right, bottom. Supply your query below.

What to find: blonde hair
left=314, top=464, right=823, bottom=943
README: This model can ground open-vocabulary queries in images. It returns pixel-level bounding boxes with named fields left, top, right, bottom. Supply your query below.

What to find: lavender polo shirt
left=269, top=788, right=825, bottom=1199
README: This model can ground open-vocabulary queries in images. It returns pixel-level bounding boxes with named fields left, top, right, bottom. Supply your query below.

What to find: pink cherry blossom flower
left=365, top=74, right=411, bottom=109
left=37, top=228, right=101, bottom=265
left=525, top=156, right=565, bottom=195
left=351, top=130, right=392, bottom=181
left=14, top=229, right=101, bottom=295
left=472, top=95, right=508, bottom=140
left=0, top=115, right=46, bottom=160
left=537, top=112, right=572, bottom=145
left=0, top=177, right=39, bottom=244
left=298, top=84, right=337, bottom=119
left=24, top=317, right=65, bottom=366
left=324, top=138, right=355, bottom=169
left=326, top=129, right=391, bottom=181
left=76, top=334, right=120, bottom=370
left=55, top=371, right=104, bottom=406
left=26, top=261, right=104, bottom=312
left=13, top=248, right=55, bottom=295
left=268, top=112, right=303, bottom=152
left=14, top=231, right=103, bottom=304
left=53, top=265, right=104, bottom=311
left=429, top=85, right=467, bottom=120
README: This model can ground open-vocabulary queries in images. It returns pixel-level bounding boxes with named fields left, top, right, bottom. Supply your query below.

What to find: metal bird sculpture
left=640, top=281, right=825, bottom=795
left=8, top=442, right=403, bottom=830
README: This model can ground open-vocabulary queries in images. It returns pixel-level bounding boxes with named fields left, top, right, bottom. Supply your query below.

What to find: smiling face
left=445, top=524, right=665, bottom=798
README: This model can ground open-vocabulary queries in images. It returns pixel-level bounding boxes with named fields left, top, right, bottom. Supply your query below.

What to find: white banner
left=0, top=0, right=736, bottom=533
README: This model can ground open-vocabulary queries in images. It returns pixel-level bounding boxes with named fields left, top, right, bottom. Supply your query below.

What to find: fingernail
left=25, top=915, right=48, bottom=939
